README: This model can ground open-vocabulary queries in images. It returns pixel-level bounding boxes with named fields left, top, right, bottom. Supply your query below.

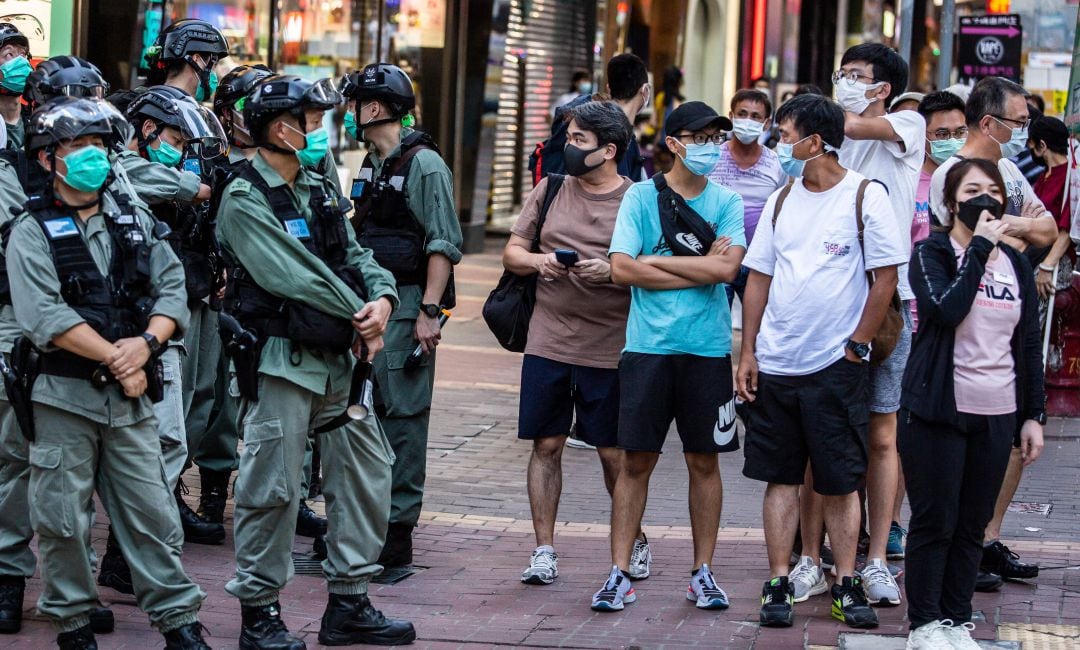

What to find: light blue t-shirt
left=608, top=179, right=745, bottom=357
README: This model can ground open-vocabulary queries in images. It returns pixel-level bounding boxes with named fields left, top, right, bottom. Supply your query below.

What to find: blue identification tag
left=182, top=158, right=202, bottom=175
left=350, top=179, right=365, bottom=199
left=285, top=218, right=311, bottom=240
left=42, top=217, right=79, bottom=239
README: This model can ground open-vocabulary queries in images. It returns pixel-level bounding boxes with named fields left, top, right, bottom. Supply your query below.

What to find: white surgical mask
left=835, top=78, right=884, bottom=114
left=731, top=118, right=765, bottom=145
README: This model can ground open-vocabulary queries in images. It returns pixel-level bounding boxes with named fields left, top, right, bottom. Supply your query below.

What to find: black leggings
left=898, top=409, right=1014, bottom=629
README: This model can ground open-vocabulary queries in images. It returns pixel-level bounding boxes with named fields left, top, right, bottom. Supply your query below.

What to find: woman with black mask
left=899, top=158, right=1046, bottom=650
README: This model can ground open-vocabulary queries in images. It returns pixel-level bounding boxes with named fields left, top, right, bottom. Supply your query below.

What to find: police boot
left=175, top=481, right=226, bottom=545
left=0, top=576, right=24, bottom=633
left=296, top=501, right=327, bottom=538
left=197, top=467, right=231, bottom=524
left=377, top=524, right=414, bottom=569
left=239, top=602, right=305, bottom=650
left=97, top=530, right=134, bottom=595
left=89, top=607, right=114, bottom=634
left=57, top=624, right=96, bottom=650
left=163, top=622, right=211, bottom=650
left=317, top=593, right=416, bottom=646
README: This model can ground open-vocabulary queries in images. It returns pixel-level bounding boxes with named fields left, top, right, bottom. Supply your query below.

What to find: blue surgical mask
left=732, top=118, right=765, bottom=145
left=676, top=142, right=721, bottom=176
left=991, top=118, right=1028, bottom=159
left=147, top=138, right=183, bottom=168
left=0, top=56, right=31, bottom=93
left=344, top=111, right=358, bottom=140
left=577, top=81, right=593, bottom=95
left=776, top=135, right=826, bottom=178
left=195, top=70, right=219, bottom=102
left=58, top=145, right=111, bottom=193
left=928, top=137, right=965, bottom=165
left=285, top=124, right=329, bottom=168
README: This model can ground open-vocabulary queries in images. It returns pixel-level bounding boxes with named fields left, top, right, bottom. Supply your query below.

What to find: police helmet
left=127, top=85, right=227, bottom=159
left=27, top=96, right=127, bottom=154
left=213, top=64, right=274, bottom=119
left=148, top=19, right=229, bottom=65
left=340, top=63, right=415, bottom=117
left=0, top=23, right=29, bottom=53
left=24, top=56, right=110, bottom=108
left=244, top=74, right=342, bottom=140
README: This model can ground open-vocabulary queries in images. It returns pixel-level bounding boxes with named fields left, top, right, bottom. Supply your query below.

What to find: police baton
left=346, top=343, right=375, bottom=420
left=405, top=308, right=451, bottom=371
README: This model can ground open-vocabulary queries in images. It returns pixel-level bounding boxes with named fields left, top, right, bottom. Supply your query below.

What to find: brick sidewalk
left=7, top=239, right=1080, bottom=648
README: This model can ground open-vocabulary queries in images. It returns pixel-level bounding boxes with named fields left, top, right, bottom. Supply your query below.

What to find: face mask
left=563, top=144, right=605, bottom=177
left=956, top=193, right=1005, bottom=231
left=0, top=56, right=31, bottom=93
left=676, top=141, right=721, bottom=176
left=835, top=78, right=883, bottom=115
left=577, top=81, right=593, bottom=95
left=344, top=111, right=358, bottom=140
left=285, top=124, right=329, bottom=168
left=775, top=135, right=825, bottom=177
left=194, top=69, right=219, bottom=102
left=58, top=145, right=111, bottom=193
left=147, top=138, right=183, bottom=168
left=732, top=118, right=764, bottom=145
left=928, top=137, right=965, bottom=165
left=990, top=119, right=1028, bottom=159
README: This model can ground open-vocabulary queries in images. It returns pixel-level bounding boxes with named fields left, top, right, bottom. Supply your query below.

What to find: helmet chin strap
left=185, top=55, right=212, bottom=98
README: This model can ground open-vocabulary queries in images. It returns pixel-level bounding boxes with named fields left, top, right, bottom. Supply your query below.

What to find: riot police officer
left=341, top=62, right=463, bottom=570
left=0, top=23, right=32, bottom=149
left=216, top=74, right=414, bottom=648
left=6, top=96, right=209, bottom=649
left=146, top=18, right=230, bottom=102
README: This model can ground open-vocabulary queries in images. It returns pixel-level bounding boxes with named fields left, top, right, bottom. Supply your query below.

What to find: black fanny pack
left=653, top=173, right=716, bottom=256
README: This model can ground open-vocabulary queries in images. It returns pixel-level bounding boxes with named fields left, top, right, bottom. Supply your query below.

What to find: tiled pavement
left=7, top=239, right=1080, bottom=649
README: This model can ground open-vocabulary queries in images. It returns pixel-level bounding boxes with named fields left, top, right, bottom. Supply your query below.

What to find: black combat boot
left=164, top=622, right=212, bottom=649
left=296, top=501, right=327, bottom=538
left=57, top=625, right=97, bottom=650
left=239, top=603, right=305, bottom=650
left=0, top=576, right=24, bottom=633
left=317, top=593, right=416, bottom=646
left=197, top=468, right=231, bottom=525
left=89, top=607, right=114, bottom=634
left=377, top=524, right=414, bottom=568
left=97, top=529, right=134, bottom=595
left=176, top=481, right=226, bottom=545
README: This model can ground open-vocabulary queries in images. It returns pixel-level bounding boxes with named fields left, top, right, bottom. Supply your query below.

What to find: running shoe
left=830, top=576, right=879, bottom=628
left=859, top=558, right=901, bottom=606
left=905, top=620, right=954, bottom=650
left=981, top=541, right=1039, bottom=580
left=686, top=564, right=729, bottom=610
left=521, top=546, right=558, bottom=585
left=887, top=521, right=906, bottom=559
left=941, top=621, right=981, bottom=650
left=629, top=535, right=652, bottom=580
left=788, top=556, right=828, bottom=603
left=591, top=566, right=635, bottom=612
left=759, top=576, right=794, bottom=627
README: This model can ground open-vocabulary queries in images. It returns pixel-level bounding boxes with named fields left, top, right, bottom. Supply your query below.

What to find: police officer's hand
left=119, top=369, right=148, bottom=399
left=415, top=315, right=442, bottom=354
left=354, top=334, right=384, bottom=362
left=353, top=297, right=393, bottom=340
left=196, top=183, right=212, bottom=202
left=107, top=337, right=152, bottom=379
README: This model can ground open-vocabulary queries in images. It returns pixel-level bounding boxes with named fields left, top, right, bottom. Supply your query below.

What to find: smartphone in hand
left=555, top=249, right=579, bottom=267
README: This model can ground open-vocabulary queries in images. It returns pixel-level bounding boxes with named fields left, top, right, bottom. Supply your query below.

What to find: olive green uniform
left=216, top=153, right=398, bottom=604
left=6, top=192, right=205, bottom=633
left=4, top=119, right=22, bottom=151
left=365, top=128, right=462, bottom=528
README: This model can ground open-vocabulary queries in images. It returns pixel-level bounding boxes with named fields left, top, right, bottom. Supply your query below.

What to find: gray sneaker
left=787, top=555, right=828, bottom=603
left=521, top=547, right=558, bottom=585
left=629, top=536, right=651, bottom=580
left=859, top=558, right=901, bottom=606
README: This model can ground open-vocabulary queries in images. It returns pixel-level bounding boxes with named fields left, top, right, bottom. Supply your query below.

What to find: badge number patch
left=285, top=218, right=311, bottom=239
left=43, top=217, right=79, bottom=239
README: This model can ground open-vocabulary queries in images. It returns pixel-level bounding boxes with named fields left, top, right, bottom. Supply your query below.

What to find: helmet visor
left=37, top=99, right=127, bottom=146
left=303, top=77, right=343, bottom=109
left=60, top=84, right=108, bottom=100
left=173, top=102, right=227, bottom=159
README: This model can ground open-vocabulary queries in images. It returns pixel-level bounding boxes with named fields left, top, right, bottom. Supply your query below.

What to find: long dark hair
left=942, top=158, right=1008, bottom=224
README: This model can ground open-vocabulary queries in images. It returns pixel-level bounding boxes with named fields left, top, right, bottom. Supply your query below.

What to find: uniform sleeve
left=718, top=190, right=746, bottom=248
left=140, top=209, right=191, bottom=336
left=0, top=160, right=27, bottom=222
left=343, top=218, right=399, bottom=310
left=510, top=178, right=547, bottom=241
left=320, top=151, right=345, bottom=198
left=861, top=183, right=910, bottom=270
left=743, top=191, right=779, bottom=276
left=409, top=150, right=463, bottom=263
left=216, top=179, right=369, bottom=321
left=881, top=111, right=927, bottom=171
left=608, top=183, right=646, bottom=258
left=6, top=217, right=86, bottom=349
left=116, top=150, right=201, bottom=204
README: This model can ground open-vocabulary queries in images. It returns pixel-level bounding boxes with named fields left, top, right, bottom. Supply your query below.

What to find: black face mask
left=956, top=193, right=1005, bottom=231
left=1030, top=150, right=1047, bottom=169
left=563, top=144, right=604, bottom=177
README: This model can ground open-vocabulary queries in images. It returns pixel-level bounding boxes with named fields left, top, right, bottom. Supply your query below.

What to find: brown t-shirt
left=511, top=175, right=633, bottom=368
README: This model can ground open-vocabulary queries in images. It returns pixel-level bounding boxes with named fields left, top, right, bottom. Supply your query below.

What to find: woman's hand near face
left=973, top=210, right=1009, bottom=246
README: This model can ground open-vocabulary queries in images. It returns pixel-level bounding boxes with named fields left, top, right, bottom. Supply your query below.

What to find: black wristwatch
left=141, top=332, right=162, bottom=356
left=1031, top=411, right=1048, bottom=425
left=421, top=303, right=441, bottom=318
left=845, top=339, right=871, bottom=361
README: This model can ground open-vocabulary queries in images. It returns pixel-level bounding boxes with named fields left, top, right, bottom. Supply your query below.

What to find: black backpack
left=527, top=95, right=590, bottom=186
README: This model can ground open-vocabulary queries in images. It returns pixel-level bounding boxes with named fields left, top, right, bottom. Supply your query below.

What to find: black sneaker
left=57, top=624, right=97, bottom=650
left=981, top=541, right=1039, bottom=580
left=0, top=576, right=25, bottom=633
left=759, top=576, right=794, bottom=627
left=974, top=570, right=1004, bottom=592
left=830, top=576, right=878, bottom=629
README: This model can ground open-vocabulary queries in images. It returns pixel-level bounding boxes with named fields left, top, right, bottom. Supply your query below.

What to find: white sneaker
left=787, top=556, right=828, bottom=603
left=521, top=546, right=558, bottom=585
left=941, top=622, right=981, bottom=650
left=565, top=437, right=596, bottom=449
left=905, top=620, right=955, bottom=650
left=859, top=558, right=902, bottom=606
left=628, top=535, right=652, bottom=580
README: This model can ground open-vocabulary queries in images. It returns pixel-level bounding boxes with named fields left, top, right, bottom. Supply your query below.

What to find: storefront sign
left=957, top=14, right=1022, bottom=85
left=0, top=0, right=50, bottom=55
left=398, top=0, right=445, bottom=49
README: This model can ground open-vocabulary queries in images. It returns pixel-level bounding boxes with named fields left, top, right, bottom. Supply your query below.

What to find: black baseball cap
left=664, top=101, right=733, bottom=138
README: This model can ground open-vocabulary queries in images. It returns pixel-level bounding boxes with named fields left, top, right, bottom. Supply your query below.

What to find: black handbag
left=483, top=174, right=566, bottom=352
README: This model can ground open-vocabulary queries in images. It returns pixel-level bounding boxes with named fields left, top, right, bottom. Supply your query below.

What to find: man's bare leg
left=800, top=466, right=825, bottom=565
left=527, top=436, right=566, bottom=548
left=984, top=448, right=1022, bottom=543
left=867, top=412, right=898, bottom=562
left=822, top=491, right=861, bottom=579
left=764, top=483, right=800, bottom=577
left=610, top=451, right=658, bottom=569
left=685, top=452, right=722, bottom=570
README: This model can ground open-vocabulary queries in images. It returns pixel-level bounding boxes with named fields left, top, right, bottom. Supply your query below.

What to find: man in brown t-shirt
left=501, top=101, right=650, bottom=585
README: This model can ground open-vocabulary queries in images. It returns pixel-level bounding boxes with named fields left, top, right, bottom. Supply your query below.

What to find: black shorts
left=517, top=355, right=620, bottom=448
left=742, top=358, right=870, bottom=496
left=617, top=352, right=739, bottom=454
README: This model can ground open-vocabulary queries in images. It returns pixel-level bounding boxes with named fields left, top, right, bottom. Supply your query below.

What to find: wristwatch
left=1031, top=411, right=1048, bottom=425
left=845, top=339, right=871, bottom=361
left=141, top=332, right=162, bottom=356
left=421, top=303, right=441, bottom=318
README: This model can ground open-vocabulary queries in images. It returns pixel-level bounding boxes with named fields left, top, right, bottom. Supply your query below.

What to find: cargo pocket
left=28, top=445, right=74, bottom=538
left=234, top=418, right=291, bottom=509
left=373, top=349, right=434, bottom=418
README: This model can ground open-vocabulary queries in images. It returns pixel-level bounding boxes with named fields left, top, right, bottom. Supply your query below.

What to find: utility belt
left=38, top=348, right=164, bottom=403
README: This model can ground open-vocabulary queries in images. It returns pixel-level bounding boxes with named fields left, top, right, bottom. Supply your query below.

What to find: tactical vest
left=351, top=131, right=438, bottom=286
left=225, top=161, right=368, bottom=354
left=0, top=148, right=51, bottom=306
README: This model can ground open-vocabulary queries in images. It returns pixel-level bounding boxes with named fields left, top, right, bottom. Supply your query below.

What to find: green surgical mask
left=285, top=124, right=329, bottom=168
left=0, top=56, right=31, bottom=93
left=147, top=138, right=183, bottom=168
left=928, top=137, right=965, bottom=165
left=59, top=145, right=111, bottom=193
left=344, top=111, right=358, bottom=140
left=195, top=70, right=219, bottom=102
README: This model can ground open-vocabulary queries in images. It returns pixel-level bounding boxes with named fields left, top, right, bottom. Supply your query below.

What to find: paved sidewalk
left=7, top=239, right=1080, bottom=648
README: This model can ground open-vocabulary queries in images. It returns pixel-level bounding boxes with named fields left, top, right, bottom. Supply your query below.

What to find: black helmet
left=0, top=22, right=29, bottom=53
left=127, top=85, right=227, bottom=159
left=24, top=56, right=110, bottom=108
left=213, top=64, right=274, bottom=118
left=27, top=96, right=127, bottom=154
left=148, top=18, right=229, bottom=65
left=244, top=74, right=342, bottom=139
left=340, top=63, right=415, bottom=116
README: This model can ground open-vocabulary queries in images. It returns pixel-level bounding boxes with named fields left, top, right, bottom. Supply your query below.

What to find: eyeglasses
left=832, top=69, right=877, bottom=85
left=928, top=127, right=968, bottom=140
left=991, top=114, right=1031, bottom=130
left=673, top=132, right=725, bottom=145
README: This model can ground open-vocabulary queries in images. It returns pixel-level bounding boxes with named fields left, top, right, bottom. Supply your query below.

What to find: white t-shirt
left=930, top=155, right=1046, bottom=225
left=838, top=110, right=926, bottom=300
left=744, top=170, right=910, bottom=376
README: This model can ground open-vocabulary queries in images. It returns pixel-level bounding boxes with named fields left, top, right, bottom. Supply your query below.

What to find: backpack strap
left=531, top=173, right=565, bottom=254
left=770, top=181, right=795, bottom=228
